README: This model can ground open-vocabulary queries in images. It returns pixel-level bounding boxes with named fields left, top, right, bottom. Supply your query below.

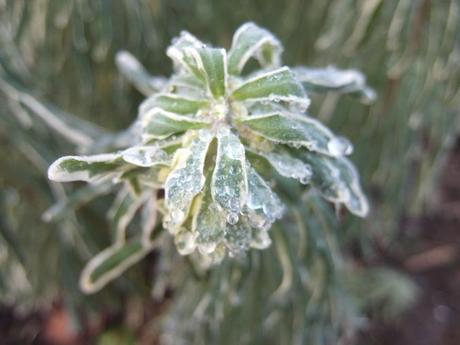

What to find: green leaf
left=140, top=93, right=209, bottom=116
left=191, top=174, right=226, bottom=254
left=166, top=31, right=205, bottom=78
left=141, top=108, right=210, bottom=140
left=43, top=182, right=114, bottom=222
left=48, top=154, right=125, bottom=182
left=246, top=166, right=284, bottom=225
left=115, top=51, right=166, bottom=96
left=79, top=239, right=150, bottom=294
left=164, top=131, right=214, bottom=230
left=252, top=148, right=313, bottom=184
left=198, top=48, right=228, bottom=98
left=231, top=67, right=309, bottom=108
left=300, top=152, right=369, bottom=217
left=211, top=127, right=248, bottom=216
left=228, top=22, right=283, bottom=75
left=108, top=188, right=151, bottom=243
left=121, top=146, right=171, bottom=167
left=168, top=42, right=228, bottom=98
left=140, top=193, right=158, bottom=247
left=332, top=157, right=369, bottom=217
left=224, top=218, right=252, bottom=254
left=293, top=66, right=376, bottom=103
left=237, top=112, right=338, bottom=156
left=48, top=145, right=171, bottom=183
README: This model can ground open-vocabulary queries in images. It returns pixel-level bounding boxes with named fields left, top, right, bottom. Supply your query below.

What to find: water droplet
left=251, top=231, right=271, bottom=249
left=226, top=212, right=239, bottom=225
left=175, top=230, right=196, bottom=255
left=198, top=241, right=217, bottom=255
left=198, top=129, right=213, bottom=141
left=300, top=175, right=311, bottom=184
left=327, top=137, right=353, bottom=156
left=171, top=209, right=185, bottom=223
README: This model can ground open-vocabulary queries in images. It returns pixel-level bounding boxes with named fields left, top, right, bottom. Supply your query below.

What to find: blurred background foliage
left=0, top=0, right=459, bottom=344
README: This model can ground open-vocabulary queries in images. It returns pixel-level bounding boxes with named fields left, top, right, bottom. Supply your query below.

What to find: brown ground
left=360, top=138, right=460, bottom=345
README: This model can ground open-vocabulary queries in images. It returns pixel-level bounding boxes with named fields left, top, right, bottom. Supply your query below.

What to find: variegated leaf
left=116, top=51, right=167, bottom=95
left=121, top=146, right=171, bottom=167
left=139, top=93, right=209, bottom=116
left=211, top=127, right=248, bottom=217
left=166, top=31, right=206, bottom=78
left=141, top=193, right=158, bottom=247
left=192, top=175, right=226, bottom=255
left=108, top=187, right=150, bottom=243
left=332, top=157, right=369, bottom=217
left=252, top=148, right=313, bottom=184
left=228, top=22, right=282, bottom=75
left=197, top=48, right=227, bottom=98
left=224, top=218, right=252, bottom=255
left=164, top=131, right=214, bottom=231
left=79, top=239, right=150, bottom=294
left=43, top=182, right=113, bottom=222
left=293, top=66, right=376, bottom=103
left=48, top=154, right=125, bottom=182
left=300, top=152, right=369, bottom=217
left=237, top=112, right=347, bottom=156
left=231, top=67, right=309, bottom=108
left=48, top=145, right=171, bottom=183
left=141, top=108, right=210, bottom=141
left=246, top=166, right=284, bottom=225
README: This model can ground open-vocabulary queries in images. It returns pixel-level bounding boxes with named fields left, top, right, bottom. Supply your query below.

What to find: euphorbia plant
left=48, top=22, right=373, bottom=293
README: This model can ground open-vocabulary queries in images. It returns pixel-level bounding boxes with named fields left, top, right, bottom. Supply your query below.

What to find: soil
left=360, top=138, right=460, bottom=345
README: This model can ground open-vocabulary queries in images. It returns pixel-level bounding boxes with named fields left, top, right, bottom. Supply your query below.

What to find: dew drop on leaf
left=175, top=229, right=197, bottom=255
left=171, top=209, right=185, bottom=223
left=198, top=241, right=217, bottom=255
left=327, top=136, right=353, bottom=156
left=226, top=212, right=239, bottom=225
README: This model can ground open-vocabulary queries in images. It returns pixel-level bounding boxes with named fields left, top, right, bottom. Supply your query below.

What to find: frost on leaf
left=256, top=149, right=313, bottom=184
left=300, top=152, right=369, bottom=217
left=166, top=31, right=206, bottom=78
left=293, top=66, right=376, bottom=103
left=139, top=93, right=209, bottom=116
left=108, top=187, right=151, bottom=243
left=48, top=146, right=171, bottom=183
left=79, top=239, right=150, bottom=294
left=115, top=51, right=167, bottom=95
left=140, top=193, right=158, bottom=247
left=164, top=131, right=213, bottom=231
left=228, top=22, right=283, bottom=75
left=48, top=154, right=124, bottom=182
left=192, top=175, right=226, bottom=255
left=121, top=146, right=171, bottom=167
left=46, top=22, right=373, bottom=293
left=197, top=48, right=228, bottom=98
left=224, top=218, right=252, bottom=255
left=237, top=112, right=347, bottom=156
left=141, top=108, right=210, bottom=141
left=211, top=127, right=248, bottom=218
left=246, top=166, right=284, bottom=228
left=231, top=67, right=309, bottom=109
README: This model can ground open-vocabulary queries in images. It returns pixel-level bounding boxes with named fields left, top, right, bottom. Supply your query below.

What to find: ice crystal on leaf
left=47, top=22, right=374, bottom=293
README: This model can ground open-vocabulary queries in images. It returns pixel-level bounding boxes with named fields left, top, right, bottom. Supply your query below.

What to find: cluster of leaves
left=48, top=23, right=372, bottom=293
left=2, top=1, right=457, bottom=343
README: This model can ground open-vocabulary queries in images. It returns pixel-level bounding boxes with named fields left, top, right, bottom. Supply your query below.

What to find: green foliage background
left=0, top=0, right=459, bottom=344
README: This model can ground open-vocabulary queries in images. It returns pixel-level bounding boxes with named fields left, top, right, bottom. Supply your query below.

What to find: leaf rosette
left=48, top=22, right=373, bottom=293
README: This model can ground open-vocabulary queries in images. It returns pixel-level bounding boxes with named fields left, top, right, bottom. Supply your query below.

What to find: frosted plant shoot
left=48, top=22, right=374, bottom=293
